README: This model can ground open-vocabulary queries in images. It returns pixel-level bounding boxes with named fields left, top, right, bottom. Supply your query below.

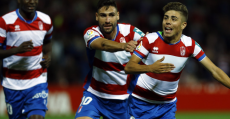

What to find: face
left=96, top=6, right=119, bottom=34
left=18, top=0, right=39, bottom=14
left=162, top=10, right=187, bottom=38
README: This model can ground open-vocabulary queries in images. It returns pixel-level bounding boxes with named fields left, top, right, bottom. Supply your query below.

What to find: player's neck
left=163, top=32, right=182, bottom=44
left=18, top=9, right=36, bottom=20
left=103, top=27, right=117, bottom=40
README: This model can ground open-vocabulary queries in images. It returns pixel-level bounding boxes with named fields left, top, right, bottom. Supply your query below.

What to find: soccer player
left=125, top=2, right=230, bottom=119
left=0, top=0, right=53, bottom=119
left=75, top=0, right=173, bottom=119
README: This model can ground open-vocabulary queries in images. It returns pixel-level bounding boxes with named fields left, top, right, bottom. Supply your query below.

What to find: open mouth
left=165, top=27, right=172, bottom=33
left=28, top=7, right=35, bottom=10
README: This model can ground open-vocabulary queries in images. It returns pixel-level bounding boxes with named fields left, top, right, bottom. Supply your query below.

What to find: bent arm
left=0, top=47, right=19, bottom=59
left=200, top=57, right=230, bottom=88
left=90, top=38, right=126, bottom=52
left=125, top=54, right=152, bottom=74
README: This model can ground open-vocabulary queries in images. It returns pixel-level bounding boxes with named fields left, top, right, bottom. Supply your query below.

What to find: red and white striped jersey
left=0, top=9, right=53, bottom=90
left=83, top=23, right=144, bottom=100
left=131, top=31, right=206, bottom=103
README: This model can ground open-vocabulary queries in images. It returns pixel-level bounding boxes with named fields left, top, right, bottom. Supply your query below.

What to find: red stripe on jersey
left=3, top=68, right=47, bottom=79
left=0, top=37, right=5, bottom=44
left=93, top=58, right=124, bottom=71
left=195, top=51, right=205, bottom=59
left=6, top=45, right=42, bottom=56
left=133, top=85, right=176, bottom=101
left=146, top=71, right=182, bottom=82
left=135, top=50, right=146, bottom=58
left=90, top=77, right=128, bottom=95
left=148, top=38, right=193, bottom=57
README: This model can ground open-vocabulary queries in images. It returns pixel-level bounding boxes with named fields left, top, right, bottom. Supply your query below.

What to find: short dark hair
left=163, top=2, right=188, bottom=22
left=97, top=0, right=117, bottom=12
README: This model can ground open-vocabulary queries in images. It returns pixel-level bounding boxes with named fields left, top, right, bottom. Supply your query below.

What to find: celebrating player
left=0, top=0, right=53, bottom=119
left=74, top=0, right=169, bottom=118
left=125, top=2, right=230, bottom=119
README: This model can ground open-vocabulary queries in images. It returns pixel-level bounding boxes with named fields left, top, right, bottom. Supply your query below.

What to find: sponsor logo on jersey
left=38, top=21, right=43, bottom=30
left=136, top=41, right=142, bottom=51
left=32, top=90, right=48, bottom=99
left=180, top=46, right=186, bottom=56
left=152, top=47, right=159, bottom=53
left=15, top=25, right=20, bottom=31
left=133, top=27, right=145, bottom=37
left=119, top=37, right=126, bottom=43
left=87, top=30, right=95, bottom=39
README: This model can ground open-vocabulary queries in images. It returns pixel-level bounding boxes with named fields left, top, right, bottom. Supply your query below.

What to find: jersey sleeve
left=133, top=36, right=150, bottom=59
left=192, top=41, right=206, bottom=61
left=131, top=26, right=145, bottom=42
left=44, top=19, right=53, bottom=41
left=0, top=17, right=7, bottom=46
left=83, top=29, right=101, bottom=48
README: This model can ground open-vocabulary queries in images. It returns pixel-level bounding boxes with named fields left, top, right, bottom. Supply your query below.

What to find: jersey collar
left=112, top=24, right=119, bottom=41
left=157, top=31, right=181, bottom=45
left=16, top=9, right=37, bottom=24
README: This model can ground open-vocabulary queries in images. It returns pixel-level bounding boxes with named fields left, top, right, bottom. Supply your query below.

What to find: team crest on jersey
left=15, top=25, right=20, bottom=31
left=119, top=37, right=126, bottom=43
left=180, top=46, right=186, bottom=56
left=87, top=30, right=95, bottom=39
left=38, top=21, right=43, bottom=30
left=136, top=41, right=142, bottom=51
left=152, top=47, right=159, bottom=53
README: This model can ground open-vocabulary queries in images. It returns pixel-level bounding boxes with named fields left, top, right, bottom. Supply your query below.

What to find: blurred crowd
left=0, top=0, right=230, bottom=86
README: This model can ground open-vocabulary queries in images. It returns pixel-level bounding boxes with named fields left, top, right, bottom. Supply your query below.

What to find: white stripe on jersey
left=137, top=74, right=179, bottom=95
left=3, top=53, right=43, bottom=70
left=145, top=54, right=188, bottom=73
left=181, top=35, right=192, bottom=46
left=0, top=27, right=6, bottom=37
left=118, top=24, right=131, bottom=37
left=6, top=31, right=46, bottom=46
left=92, top=66, right=127, bottom=85
left=87, top=86, right=129, bottom=100
left=2, top=72, right=47, bottom=90
left=132, top=93, right=177, bottom=104
left=2, top=11, right=17, bottom=24
left=37, top=11, right=52, bottom=24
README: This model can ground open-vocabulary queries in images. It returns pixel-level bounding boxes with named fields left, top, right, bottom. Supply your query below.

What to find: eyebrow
left=164, top=15, right=178, bottom=19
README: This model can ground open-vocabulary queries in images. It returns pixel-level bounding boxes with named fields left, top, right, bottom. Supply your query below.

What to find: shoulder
left=83, top=25, right=101, bottom=35
left=118, top=23, right=143, bottom=37
left=2, top=10, right=17, bottom=24
left=145, top=32, right=159, bottom=44
left=180, top=34, right=194, bottom=47
left=36, top=11, right=52, bottom=24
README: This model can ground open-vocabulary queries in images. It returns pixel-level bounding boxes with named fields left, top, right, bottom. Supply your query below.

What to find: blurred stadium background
left=0, top=0, right=230, bottom=118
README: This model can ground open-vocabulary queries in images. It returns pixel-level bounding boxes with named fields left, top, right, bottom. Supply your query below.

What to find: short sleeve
left=44, top=20, right=53, bottom=41
left=133, top=36, right=150, bottom=59
left=83, top=29, right=101, bottom=48
left=192, top=41, right=206, bottom=61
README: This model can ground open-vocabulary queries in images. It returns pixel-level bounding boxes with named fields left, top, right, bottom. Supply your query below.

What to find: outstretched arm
left=200, top=57, right=230, bottom=88
left=125, top=55, right=175, bottom=74
left=90, top=37, right=138, bottom=52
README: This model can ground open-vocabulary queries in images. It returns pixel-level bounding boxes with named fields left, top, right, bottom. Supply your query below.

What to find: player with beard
left=125, top=2, right=230, bottom=119
left=75, top=0, right=174, bottom=119
left=0, top=0, right=52, bottom=119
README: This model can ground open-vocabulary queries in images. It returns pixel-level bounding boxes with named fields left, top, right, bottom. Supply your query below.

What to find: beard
left=100, top=22, right=116, bottom=34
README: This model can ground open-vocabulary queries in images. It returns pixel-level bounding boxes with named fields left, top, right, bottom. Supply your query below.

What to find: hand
left=124, top=40, right=138, bottom=52
left=16, top=40, right=33, bottom=53
left=148, top=56, right=175, bottom=73
left=40, top=55, right=51, bottom=68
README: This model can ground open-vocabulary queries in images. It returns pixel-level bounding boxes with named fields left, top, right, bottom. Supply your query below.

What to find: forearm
left=43, top=40, right=52, bottom=56
left=212, top=67, right=230, bottom=89
left=100, top=39, right=125, bottom=52
left=125, top=61, right=151, bottom=74
left=0, top=48, right=19, bottom=59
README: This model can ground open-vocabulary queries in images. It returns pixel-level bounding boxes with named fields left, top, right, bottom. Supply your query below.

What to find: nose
left=105, top=16, right=110, bottom=23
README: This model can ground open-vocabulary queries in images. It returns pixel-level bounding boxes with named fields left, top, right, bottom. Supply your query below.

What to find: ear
left=181, top=22, right=187, bottom=30
left=117, top=12, right=120, bottom=20
left=96, top=12, right=98, bottom=21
